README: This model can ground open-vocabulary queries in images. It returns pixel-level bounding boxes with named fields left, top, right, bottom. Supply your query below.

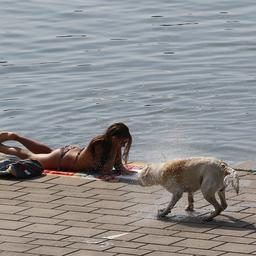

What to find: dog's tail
left=221, top=162, right=239, bottom=195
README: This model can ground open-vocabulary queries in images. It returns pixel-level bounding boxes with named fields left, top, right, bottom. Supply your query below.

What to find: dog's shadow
left=159, top=211, right=256, bottom=230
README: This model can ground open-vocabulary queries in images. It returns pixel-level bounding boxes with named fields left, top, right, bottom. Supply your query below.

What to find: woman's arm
left=94, top=142, right=117, bottom=176
left=94, top=138, right=131, bottom=177
left=114, top=147, right=131, bottom=174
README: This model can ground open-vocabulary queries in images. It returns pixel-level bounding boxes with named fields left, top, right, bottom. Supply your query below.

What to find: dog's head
left=138, top=164, right=161, bottom=186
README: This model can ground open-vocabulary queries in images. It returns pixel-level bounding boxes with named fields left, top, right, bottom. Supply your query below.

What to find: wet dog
left=138, top=157, right=239, bottom=221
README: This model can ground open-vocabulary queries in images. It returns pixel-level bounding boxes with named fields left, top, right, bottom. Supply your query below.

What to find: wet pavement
left=0, top=157, right=255, bottom=255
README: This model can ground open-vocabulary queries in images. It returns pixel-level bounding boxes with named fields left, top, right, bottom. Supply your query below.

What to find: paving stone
left=92, top=215, right=139, bottom=225
left=51, top=196, right=97, bottom=206
left=174, top=231, right=218, bottom=240
left=22, top=216, right=63, bottom=225
left=167, top=222, right=217, bottom=232
left=143, top=252, right=193, bottom=256
left=25, top=233, right=67, bottom=241
left=106, top=246, right=151, bottom=255
left=0, top=205, right=27, bottom=214
left=210, top=217, right=255, bottom=229
left=54, top=190, right=97, bottom=198
left=0, top=213, right=26, bottom=221
left=246, top=232, right=256, bottom=239
left=115, top=254, right=142, bottom=256
left=119, top=184, right=160, bottom=193
left=54, top=211, right=101, bottom=221
left=17, top=193, right=63, bottom=203
left=134, top=234, right=184, bottom=245
left=17, top=187, right=57, bottom=195
left=108, top=240, right=145, bottom=249
left=130, top=219, right=172, bottom=229
left=0, top=184, right=21, bottom=191
left=140, top=243, right=182, bottom=253
left=0, top=179, right=19, bottom=186
left=89, top=188, right=128, bottom=196
left=59, top=220, right=99, bottom=228
left=221, top=211, right=252, bottom=220
left=214, top=242, right=256, bottom=254
left=0, top=198, right=24, bottom=206
left=19, top=201, right=60, bottom=209
left=206, top=227, right=254, bottom=237
left=179, top=248, right=224, bottom=256
left=0, top=236, right=34, bottom=244
left=97, top=230, right=144, bottom=241
left=91, top=194, right=132, bottom=202
left=67, top=242, right=113, bottom=251
left=49, top=184, right=90, bottom=192
left=31, top=174, right=59, bottom=183
left=57, top=227, right=105, bottom=237
left=235, top=193, right=256, bottom=202
left=92, top=208, right=132, bottom=216
left=123, top=192, right=161, bottom=201
left=96, top=224, right=138, bottom=232
left=128, top=195, right=167, bottom=205
left=54, top=204, right=97, bottom=212
left=213, top=235, right=256, bottom=244
left=19, top=223, right=67, bottom=233
left=88, top=200, right=135, bottom=210
left=86, top=180, right=125, bottom=189
left=0, top=230, right=30, bottom=237
left=174, top=238, right=224, bottom=250
left=241, top=215, right=256, bottom=225
left=28, top=245, right=77, bottom=256
left=0, top=252, right=37, bottom=256
left=134, top=227, right=177, bottom=236
left=222, top=254, right=256, bottom=256
left=29, top=239, right=72, bottom=247
left=242, top=207, right=256, bottom=214
left=47, top=176, right=92, bottom=186
left=0, top=220, right=29, bottom=230
left=18, top=207, right=65, bottom=218
left=15, top=181, right=54, bottom=189
left=63, top=236, right=105, bottom=243
left=0, top=243, right=37, bottom=253
left=0, top=191, right=26, bottom=199
left=66, top=250, right=115, bottom=256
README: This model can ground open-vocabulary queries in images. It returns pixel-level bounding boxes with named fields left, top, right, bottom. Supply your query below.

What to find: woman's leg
left=0, top=143, right=33, bottom=159
left=0, top=132, right=52, bottom=154
left=0, top=143, right=61, bottom=170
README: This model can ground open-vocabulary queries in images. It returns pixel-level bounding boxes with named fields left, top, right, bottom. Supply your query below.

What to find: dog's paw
left=221, top=204, right=227, bottom=211
left=185, top=205, right=194, bottom=212
left=202, top=216, right=213, bottom=222
left=157, top=209, right=168, bottom=219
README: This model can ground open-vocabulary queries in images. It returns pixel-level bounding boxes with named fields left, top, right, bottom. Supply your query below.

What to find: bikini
left=58, top=145, right=82, bottom=170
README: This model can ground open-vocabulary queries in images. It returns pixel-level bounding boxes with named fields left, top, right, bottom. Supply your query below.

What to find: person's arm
left=94, top=142, right=116, bottom=176
left=114, top=147, right=131, bottom=174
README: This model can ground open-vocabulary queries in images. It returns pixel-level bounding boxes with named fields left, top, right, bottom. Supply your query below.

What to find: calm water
left=1, top=0, right=256, bottom=165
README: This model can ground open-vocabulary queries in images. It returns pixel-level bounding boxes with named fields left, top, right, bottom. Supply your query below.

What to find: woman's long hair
left=88, top=122, right=132, bottom=167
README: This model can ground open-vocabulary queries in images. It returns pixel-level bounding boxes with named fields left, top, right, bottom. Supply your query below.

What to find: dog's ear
left=138, top=165, right=149, bottom=176
left=142, top=165, right=151, bottom=177
left=138, top=165, right=151, bottom=186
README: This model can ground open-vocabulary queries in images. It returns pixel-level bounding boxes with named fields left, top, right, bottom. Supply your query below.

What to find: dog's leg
left=201, top=178, right=223, bottom=221
left=202, top=193, right=223, bottom=221
left=185, top=192, right=194, bottom=211
left=218, top=188, right=227, bottom=211
left=157, top=191, right=183, bottom=218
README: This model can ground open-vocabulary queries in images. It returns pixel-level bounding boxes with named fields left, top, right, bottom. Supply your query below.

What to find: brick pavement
left=0, top=169, right=255, bottom=255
